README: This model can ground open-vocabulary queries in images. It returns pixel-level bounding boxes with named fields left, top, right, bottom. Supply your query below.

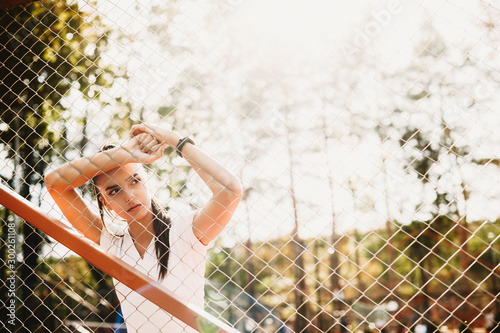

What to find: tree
left=0, top=1, right=113, bottom=330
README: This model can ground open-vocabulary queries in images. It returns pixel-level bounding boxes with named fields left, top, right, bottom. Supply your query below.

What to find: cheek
left=136, top=184, right=150, bottom=200
left=103, top=194, right=125, bottom=210
left=143, top=188, right=152, bottom=200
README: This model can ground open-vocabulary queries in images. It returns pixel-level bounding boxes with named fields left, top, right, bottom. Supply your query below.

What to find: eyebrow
left=105, top=174, right=140, bottom=192
left=126, top=173, right=140, bottom=183
left=105, top=184, right=119, bottom=192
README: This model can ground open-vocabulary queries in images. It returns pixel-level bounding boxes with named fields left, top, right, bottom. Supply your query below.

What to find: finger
left=129, top=125, right=141, bottom=137
left=133, top=124, right=163, bottom=142
left=144, top=139, right=159, bottom=154
left=148, top=142, right=163, bottom=157
left=137, top=133, right=151, bottom=145
left=153, top=142, right=168, bottom=157
left=143, top=135, right=158, bottom=151
left=134, top=134, right=150, bottom=152
left=138, top=133, right=154, bottom=143
left=135, top=133, right=148, bottom=147
left=130, top=124, right=150, bottom=138
left=126, top=134, right=144, bottom=149
left=141, top=136, right=161, bottom=154
left=135, top=132, right=148, bottom=141
left=159, top=142, right=168, bottom=152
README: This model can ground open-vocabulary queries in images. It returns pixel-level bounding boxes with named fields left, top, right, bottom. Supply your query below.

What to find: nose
left=124, top=190, right=135, bottom=203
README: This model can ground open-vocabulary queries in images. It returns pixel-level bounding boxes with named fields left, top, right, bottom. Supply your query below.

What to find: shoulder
left=169, top=209, right=210, bottom=249
left=169, top=209, right=197, bottom=236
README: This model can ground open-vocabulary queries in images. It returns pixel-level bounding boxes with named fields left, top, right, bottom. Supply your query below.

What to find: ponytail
left=151, top=199, right=171, bottom=281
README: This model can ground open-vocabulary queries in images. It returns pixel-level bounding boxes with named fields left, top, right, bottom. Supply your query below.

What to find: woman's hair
left=91, top=142, right=172, bottom=281
left=150, top=199, right=171, bottom=280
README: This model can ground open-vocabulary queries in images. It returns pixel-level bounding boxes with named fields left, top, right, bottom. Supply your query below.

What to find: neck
left=129, top=210, right=155, bottom=244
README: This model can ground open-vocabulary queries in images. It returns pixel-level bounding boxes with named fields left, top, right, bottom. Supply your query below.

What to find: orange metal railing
left=0, top=183, right=238, bottom=333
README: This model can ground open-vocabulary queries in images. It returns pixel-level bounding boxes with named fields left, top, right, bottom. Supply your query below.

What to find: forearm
left=130, top=124, right=242, bottom=197
left=183, top=143, right=242, bottom=244
left=45, top=147, right=133, bottom=191
left=182, top=143, right=242, bottom=197
left=129, top=124, right=241, bottom=243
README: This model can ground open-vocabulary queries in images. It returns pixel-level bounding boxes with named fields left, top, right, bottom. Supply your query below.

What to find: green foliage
left=36, top=256, right=118, bottom=326
left=0, top=2, right=114, bottom=330
left=0, top=1, right=112, bottom=162
left=204, top=219, right=499, bottom=328
left=399, top=128, right=440, bottom=183
left=196, top=316, right=221, bottom=333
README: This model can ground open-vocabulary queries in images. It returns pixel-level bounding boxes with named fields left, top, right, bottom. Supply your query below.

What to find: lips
left=127, top=204, right=142, bottom=212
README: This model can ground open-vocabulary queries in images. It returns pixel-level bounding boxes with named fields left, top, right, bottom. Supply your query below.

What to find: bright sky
left=225, top=0, right=496, bottom=75
left=227, top=0, right=360, bottom=69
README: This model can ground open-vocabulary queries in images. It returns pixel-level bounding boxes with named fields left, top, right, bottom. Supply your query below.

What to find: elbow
left=44, top=171, right=56, bottom=190
left=44, top=170, right=65, bottom=192
left=228, top=178, right=243, bottom=200
left=218, top=178, right=243, bottom=203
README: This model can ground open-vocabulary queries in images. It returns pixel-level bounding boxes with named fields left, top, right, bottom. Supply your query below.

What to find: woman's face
left=95, top=163, right=152, bottom=223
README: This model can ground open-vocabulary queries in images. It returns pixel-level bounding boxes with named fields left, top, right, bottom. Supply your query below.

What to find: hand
left=130, top=123, right=182, bottom=148
left=121, top=133, right=167, bottom=164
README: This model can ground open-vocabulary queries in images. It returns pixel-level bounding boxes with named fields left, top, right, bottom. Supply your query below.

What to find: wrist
left=151, top=128, right=181, bottom=147
left=176, top=136, right=195, bottom=158
left=167, top=131, right=183, bottom=147
left=111, top=145, right=137, bottom=164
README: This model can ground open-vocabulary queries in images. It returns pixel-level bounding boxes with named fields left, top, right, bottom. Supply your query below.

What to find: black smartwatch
left=176, top=137, right=195, bottom=157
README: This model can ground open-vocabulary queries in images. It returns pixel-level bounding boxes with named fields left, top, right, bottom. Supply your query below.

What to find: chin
left=127, top=208, right=149, bottom=222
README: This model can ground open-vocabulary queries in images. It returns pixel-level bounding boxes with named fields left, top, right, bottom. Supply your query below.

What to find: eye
left=108, top=188, right=120, bottom=196
left=131, top=177, right=141, bottom=185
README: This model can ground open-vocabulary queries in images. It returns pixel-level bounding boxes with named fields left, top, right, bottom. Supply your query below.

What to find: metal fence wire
left=1, top=0, right=499, bottom=332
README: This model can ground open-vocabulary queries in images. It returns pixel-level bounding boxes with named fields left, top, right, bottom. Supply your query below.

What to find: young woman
left=44, top=123, right=242, bottom=332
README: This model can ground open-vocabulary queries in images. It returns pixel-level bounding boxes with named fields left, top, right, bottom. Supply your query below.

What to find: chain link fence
left=1, top=0, right=499, bottom=332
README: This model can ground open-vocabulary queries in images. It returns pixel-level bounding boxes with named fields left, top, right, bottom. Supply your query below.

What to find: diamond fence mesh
left=1, top=0, right=499, bottom=332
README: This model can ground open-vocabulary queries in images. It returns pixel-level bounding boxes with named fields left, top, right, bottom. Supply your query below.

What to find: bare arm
left=130, top=124, right=243, bottom=245
left=44, top=135, right=164, bottom=244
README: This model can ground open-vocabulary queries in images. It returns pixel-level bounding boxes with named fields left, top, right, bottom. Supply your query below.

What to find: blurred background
left=0, top=0, right=499, bottom=332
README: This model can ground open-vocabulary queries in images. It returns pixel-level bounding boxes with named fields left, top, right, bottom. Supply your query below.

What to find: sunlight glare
left=228, top=0, right=356, bottom=70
